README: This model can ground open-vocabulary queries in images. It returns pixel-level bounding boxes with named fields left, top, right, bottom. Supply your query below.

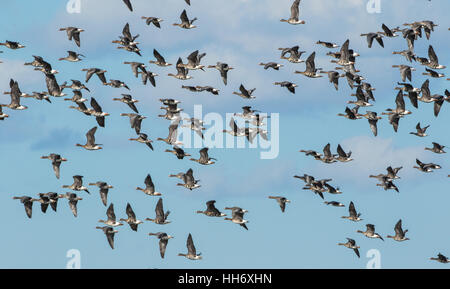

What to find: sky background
left=0, top=0, right=449, bottom=268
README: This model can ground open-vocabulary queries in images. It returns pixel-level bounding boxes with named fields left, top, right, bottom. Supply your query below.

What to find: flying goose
left=392, top=65, right=415, bottom=82
left=61, top=192, right=83, bottom=217
left=223, top=117, right=246, bottom=137
left=190, top=148, right=216, bottom=165
left=294, top=52, right=322, bottom=78
left=105, top=79, right=130, bottom=90
left=430, top=253, right=450, bottom=264
left=423, top=68, right=445, bottom=78
left=141, top=70, right=158, bottom=87
left=196, top=200, right=226, bottom=217
left=168, top=58, right=192, bottom=80
left=176, top=168, right=201, bottom=190
left=336, top=144, right=353, bottom=162
left=178, top=233, right=202, bottom=260
left=149, top=232, right=173, bottom=259
left=357, top=224, right=384, bottom=241
left=425, top=142, right=446, bottom=154
left=81, top=68, right=107, bottom=84
left=426, top=45, right=446, bottom=69
left=341, top=201, right=362, bottom=222
left=320, top=143, right=337, bottom=164
left=59, top=27, right=84, bottom=47
left=120, top=203, right=144, bottom=231
left=88, top=181, right=113, bottom=206
left=62, top=175, right=90, bottom=194
left=173, top=9, right=197, bottom=29
left=348, top=86, right=373, bottom=107
left=320, top=71, right=342, bottom=90
left=337, top=106, right=362, bottom=120
left=34, top=194, right=52, bottom=214
left=387, top=219, right=409, bottom=242
left=234, top=106, right=260, bottom=120
left=413, top=158, right=441, bottom=172
left=40, top=154, right=67, bottom=179
left=142, top=17, right=163, bottom=28
left=360, top=32, right=384, bottom=48
left=64, top=90, right=87, bottom=104
left=88, top=97, right=109, bottom=127
left=375, top=177, right=399, bottom=193
left=150, top=49, right=172, bottom=67
left=12, top=196, right=36, bottom=218
left=61, top=80, right=90, bottom=92
left=224, top=207, right=249, bottom=230
left=120, top=113, right=146, bottom=134
left=274, top=81, right=298, bottom=94
left=268, top=196, right=291, bottom=213
left=123, top=61, right=146, bottom=78
left=207, top=62, right=233, bottom=85
left=392, top=49, right=416, bottom=63
left=129, top=133, right=154, bottom=150
left=324, top=201, right=345, bottom=207
left=233, top=84, right=256, bottom=99
left=259, top=62, right=283, bottom=70
left=316, top=40, right=339, bottom=48
left=146, top=198, right=171, bottom=224
left=379, top=23, right=400, bottom=37
left=1, top=79, right=28, bottom=110
left=24, top=55, right=47, bottom=67
left=157, top=121, right=182, bottom=146
left=76, top=126, right=102, bottom=150
left=280, top=0, right=305, bottom=25
left=96, top=226, right=118, bottom=249
left=179, top=50, right=206, bottom=70
left=388, top=113, right=402, bottom=133
left=40, top=192, right=64, bottom=213
left=338, top=238, right=360, bottom=258
left=99, top=204, right=123, bottom=227
left=165, top=145, right=191, bottom=159
left=0, top=40, right=25, bottom=49
left=386, top=166, right=402, bottom=180
left=112, top=94, right=139, bottom=113
left=59, top=51, right=84, bottom=62
left=279, top=45, right=306, bottom=63
left=383, top=90, right=412, bottom=116
left=136, top=174, right=161, bottom=196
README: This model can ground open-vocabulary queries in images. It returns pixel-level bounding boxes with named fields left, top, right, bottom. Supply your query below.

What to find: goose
left=165, top=145, right=191, bottom=160
left=64, top=90, right=87, bottom=104
left=430, top=253, right=450, bottom=264
left=324, top=183, right=342, bottom=195
left=59, top=51, right=84, bottom=62
left=123, top=62, right=146, bottom=78
left=196, top=200, right=226, bottom=217
left=316, top=40, right=339, bottom=48
left=426, top=45, right=446, bottom=69
left=12, top=196, right=36, bottom=218
left=342, top=71, right=364, bottom=89
left=280, top=0, right=305, bottom=25
left=69, top=101, right=91, bottom=116
left=112, top=94, right=139, bottom=113
left=96, top=226, right=118, bottom=249
left=392, top=65, right=415, bottom=82
left=207, top=62, right=233, bottom=85
left=157, top=121, right=183, bottom=146
left=320, top=71, right=342, bottom=90
left=338, top=238, right=360, bottom=258
left=234, top=106, right=260, bottom=120
left=386, top=166, right=402, bottom=180
left=432, top=94, right=446, bottom=117
left=388, top=113, right=401, bottom=133
left=279, top=46, right=306, bottom=63
left=99, top=204, right=123, bottom=227
left=387, top=219, right=409, bottom=242
left=376, top=177, right=399, bottom=193
left=233, top=84, right=256, bottom=99
left=0, top=40, right=25, bottom=49
left=113, top=23, right=140, bottom=47
left=41, top=154, right=67, bottom=179
left=379, top=23, right=400, bottom=37
left=179, top=50, right=206, bottom=70
left=32, top=58, right=58, bottom=74
left=44, top=72, right=66, bottom=97
left=224, top=207, right=249, bottom=230
left=320, top=143, right=337, bottom=164
left=149, top=232, right=174, bottom=259
left=0, top=106, right=9, bottom=120
left=24, top=55, right=47, bottom=67
left=34, top=194, right=52, bottom=214
left=418, top=79, right=435, bottom=104
left=294, top=52, right=322, bottom=78
left=105, top=79, right=130, bottom=90
left=190, top=148, right=216, bottom=165
left=61, top=192, right=83, bottom=217
left=173, top=9, right=197, bottom=29
left=336, top=144, right=353, bottom=162
left=383, top=90, right=412, bottom=116
left=341, top=201, right=362, bottom=222
left=129, top=133, right=153, bottom=150
left=122, top=0, right=133, bottom=11
left=142, top=17, right=163, bottom=28
left=259, top=62, right=283, bottom=70
left=146, top=198, right=171, bottom=224
left=76, top=126, right=102, bottom=150
left=1, top=79, right=28, bottom=110
left=223, top=117, right=246, bottom=137
left=141, top=70, right=158, bottom=87
left=61, top=80, right=89, bottom=92
left=62, top=175, right=90, bottom=194
left=182, top=85, right=219, bottom=95
left=178, top=234, right=202, bottom=260
left=357, top=224, right=384, bottom=241
left=59, top=27, right=84, bottom=47
left=423, top=68, right=445, bottom=78
left=293, top=174, right=316, bottom=185
left=40, top=192, right=64, bottom=212
left=88, top=181, right=113, bottom=206
left=81, top=68, right=107, bottom=84
left=413, top=158, right=440, bottom=172
left=168, top=58, right=192, bottom=80
left=425, top=142, right=446, bottom=154
left=117, top=44, right=142, bottom=56
left=299, top=149, right=322, bottom=160
left=324, top=201, right=345, bottom=207
left=329, top=39, right=356, bottom=66
left=392, top=49, right=416, bottom=62
left=268, top=196, right=290, bottom=213
left=176, top=168, right=201, bottom=190
left=150, top=49, right=172, bottom=67
left=22, top=92, right=51, bottom=103
left=360, top=32, right=384, bottom=48
left=136, top=174, right=161, bottom=196
left=337, top=106, right=362, bottom=120
left=347, top=86, right=373, bottom=107
left=120, top=113, right=146, bottom=134
left=274, top=81, right=297, bottom=94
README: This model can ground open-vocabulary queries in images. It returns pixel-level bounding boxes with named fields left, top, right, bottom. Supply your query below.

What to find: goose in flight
left=224, top=207, right=248, bottom=230
left=76, top=126, right=102, bottom=150
left=24, top=55, right=47, bottom=67
left=165, top=145, right=191, bottom=159
left=129, top=133, right=154, bottom=150
left=316, top=40, right=339, bottom=48
left=223, top=117, right=246, bottom=137
left=347, top=86, right=373, bottom=107
left=425, top=142, right=446, bottom=154
left=208, top=62, right=233, bottom=85
left=392, top=65, right=415, bottom=82
left=379, top=23, right=400, bottom=37
left=182, top=85, right=219, bottom=95
left=387, top=113, right=401, bottom=133
left=357, top=224, right=384, bottom=241
left=336, top=144, right=353, bottom=162
left=157, top=121, right=183, bottom=146
left=146, top=198, right=171, bottom=224
left=149, top=232, right=174, bottom=259
left=178, top=233, right=202, bottom=260
left=320, top=71, right=342, bottom=91
left=190, top=148, right=216, bottom=165
left=150, top=49, right=172, bottom=67
left=96, top=226, right=118, bottom=249
left=321, top=143, right=337, bottom=164
left=105, top=79, right=130, bottom=90
left=61, top=80, right=90, bottom=92
left=89, top=97, right=110, bottom=127
left=279, top=46, right=306, bottom=63
left=136, top=174, right=161, bottom=196
left=119, top=203, right=144, bottom=232
left=387, top=219, right=409, bottom=242
left=329, top=39, right=357, bottom=66
left=62, top=175, right=90, bottom=194
left=168, top=58, right=192, bottom=80
left=280, top=0, right=305, bottom=25
left=40, top=192, right=64, bottom=213
left=383, top=90, right=412, bottom=116
left=375, top=177, right=399, bottom=193
left=341, top=201, right=362, bottom=222
left=234, top=106, right=260, bottom=120
left=413, top=159, right=441, bottom=172
left=13, top=196, right=36, bottom=218
left=123, top=61, right=146, bottom=78
left=295, top=52, right=322, bottom=78
left=40, top=154, right=67, bottom=179
left=2, top=79, right=28, bottom=110
left=59, top=51, right=84, bottom=62
left=0, top=40, right=25, bottom=49
left=179, top=50, right=206, bottom=71
left=59, top=27, right=84, bottom=47
left=426, top=45, right=446, bottom=69
left=337, top=106, right=362, bottom=120
left=274, top=81, right=298, bottom=94
left=338, top=238, right=360, bottom=258
left=99, top=204, right=123, bottom=227
left=88, top=181, right=113, bottom=206
left=430, top=253, right=450, bottom=264
left=259, top=62, right=283, bottom=70
left=176, top=168, right=201, bottom=190
left=173, top=9, right=197, bottom=29
left=392, top=49, right=416, bottom=63
left=142, top=17, right=163, bottom=28
left=81, top=68, right=107, bottom=84
left=197, top=200, right=226, bottom=217
left=113, top=94, right=139, bottom=113
left=233, top=84, right=256, bottom=99
left=360, top=32, right=384, bottom=48
left=33, top=194, right=52, bottom=214
left=120, top=113, right=146, bottom=134
left=324, top=201, right=345, bottom=207
left=61, top=192, right=83, bottom=217
left=422, top=68, right=445, bottom=78
left=268, top=196, right=291, bottom=213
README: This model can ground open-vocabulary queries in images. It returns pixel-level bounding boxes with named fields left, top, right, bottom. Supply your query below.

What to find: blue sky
left=0, top=0, right=449, bottom=268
